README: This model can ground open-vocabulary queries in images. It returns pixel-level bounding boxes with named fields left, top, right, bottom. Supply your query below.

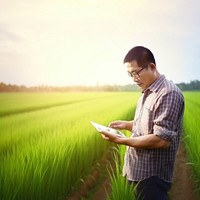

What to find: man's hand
left=101, top=130, right=122, bottom=143
left=109, top=120, right=133, bottom=131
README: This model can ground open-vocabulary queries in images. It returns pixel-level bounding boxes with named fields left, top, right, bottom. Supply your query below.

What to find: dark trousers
left=129, top=176, right=171, bottom=200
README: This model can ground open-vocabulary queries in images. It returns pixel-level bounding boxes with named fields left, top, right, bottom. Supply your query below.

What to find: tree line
left=0, top=80, right=200, bottom=92
left=176, top=80, right=200, bottom=91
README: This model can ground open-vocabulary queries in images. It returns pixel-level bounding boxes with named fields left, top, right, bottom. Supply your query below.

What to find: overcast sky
left=0, top=0, right=200, bottom=86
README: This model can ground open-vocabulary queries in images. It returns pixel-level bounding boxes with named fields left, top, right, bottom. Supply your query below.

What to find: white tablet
left=90, top=121, right=126, bottom=138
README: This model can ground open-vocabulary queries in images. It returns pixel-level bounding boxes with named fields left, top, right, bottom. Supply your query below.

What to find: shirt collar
left=143, top=75, right=165, bottom=93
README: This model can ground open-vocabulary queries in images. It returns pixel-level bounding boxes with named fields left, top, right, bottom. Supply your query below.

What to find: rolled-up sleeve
left=153, top=91, right=184, bottom=142
left=154, top=126, right=177, bottom=142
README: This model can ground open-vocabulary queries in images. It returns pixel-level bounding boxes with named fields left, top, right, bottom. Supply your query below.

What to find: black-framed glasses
left=127, top=65, right=148, bottom=79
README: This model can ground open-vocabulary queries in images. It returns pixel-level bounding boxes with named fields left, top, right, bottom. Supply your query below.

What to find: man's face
left=125, top=60, right=156, bottom=91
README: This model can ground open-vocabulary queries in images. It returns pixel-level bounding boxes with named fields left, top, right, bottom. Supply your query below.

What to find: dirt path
left=67, top=152, right=113, bottom=200
left=169, top=142, right=199, bottom=200
left=68, top=142, right=200, bottom=200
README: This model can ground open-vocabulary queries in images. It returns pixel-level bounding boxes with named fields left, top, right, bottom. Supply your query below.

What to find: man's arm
left=101, top=132, right=170, bottom=149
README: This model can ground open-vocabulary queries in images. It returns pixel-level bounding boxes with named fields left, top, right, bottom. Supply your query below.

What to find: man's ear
left=149, top=63, right=156, bottom=72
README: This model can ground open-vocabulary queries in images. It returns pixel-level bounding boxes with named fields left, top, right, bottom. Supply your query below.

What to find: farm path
left=169, top=142, right=199, bottom=200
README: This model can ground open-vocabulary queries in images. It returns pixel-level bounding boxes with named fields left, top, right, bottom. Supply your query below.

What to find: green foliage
left=177, top=80, right=200, bottom=91
left=0, top=92, right=139, bottom=200
left=2, top=91, right=199, bottom=199
left=107, top=145, right=136, bottom=200
left=182, top=92, right=200, bottom=194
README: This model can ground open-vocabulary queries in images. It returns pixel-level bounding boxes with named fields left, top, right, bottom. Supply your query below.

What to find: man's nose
left=132, top=76, right=139, bottom=82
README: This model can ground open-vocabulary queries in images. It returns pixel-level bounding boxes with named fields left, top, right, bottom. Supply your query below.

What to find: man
left=101, top=46, right=185, bottom=200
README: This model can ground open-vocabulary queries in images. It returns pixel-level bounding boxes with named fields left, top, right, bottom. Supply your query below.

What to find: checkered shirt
left=123, top=75, right=185, bottom=182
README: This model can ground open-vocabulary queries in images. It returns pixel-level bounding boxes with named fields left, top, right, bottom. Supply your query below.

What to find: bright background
left=0, top=0, right=200, bottom=86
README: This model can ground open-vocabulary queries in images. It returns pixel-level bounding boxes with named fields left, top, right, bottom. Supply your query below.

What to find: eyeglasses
left=127, top=65, right=148, bottom=79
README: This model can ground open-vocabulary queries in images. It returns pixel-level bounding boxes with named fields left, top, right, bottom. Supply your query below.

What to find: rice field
left=0, top=92, right=139, bottom=200
left=1, top=91, right=200, bottom=200
left=182, top=92, right=200, bottom=193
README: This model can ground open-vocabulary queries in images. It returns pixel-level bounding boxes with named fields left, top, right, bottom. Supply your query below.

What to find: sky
left=0, top=0, right=200, bottom=86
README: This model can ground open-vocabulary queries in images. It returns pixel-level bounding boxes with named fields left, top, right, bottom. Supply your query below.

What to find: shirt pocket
left=139, top=99, right=154, bottom=135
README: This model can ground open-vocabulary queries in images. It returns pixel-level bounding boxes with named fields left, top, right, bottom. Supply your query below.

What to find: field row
left=1, top=91, right=199, bottom=200
left=182, top=92, right=200, bottom=194
left=0, top=92, right=139, bottom=200
left=0, top=92, right=123, bottom=117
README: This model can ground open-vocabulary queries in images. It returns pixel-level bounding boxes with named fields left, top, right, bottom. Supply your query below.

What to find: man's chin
left=137, top=84, right=147, bottom=92
left=137, top=84, right=143, bottom=89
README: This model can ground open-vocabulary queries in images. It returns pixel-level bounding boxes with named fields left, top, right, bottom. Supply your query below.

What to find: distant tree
left=190, top=80, right=200, bottom=90
left=0, top=80, right=200, bottom=92
left=0, top=82, right=7, bottom=92
left=176, top=80, right=200, bottom=91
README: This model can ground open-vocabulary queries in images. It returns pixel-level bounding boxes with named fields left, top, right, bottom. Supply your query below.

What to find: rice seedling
left=107, top=145, right=136, bottom=200
left=183, top=91, right=200, bottom=194
left=0, top=92, right=140, bottom=200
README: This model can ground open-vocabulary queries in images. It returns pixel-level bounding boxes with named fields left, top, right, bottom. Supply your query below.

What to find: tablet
left=90, top=121, right=126, bottom=138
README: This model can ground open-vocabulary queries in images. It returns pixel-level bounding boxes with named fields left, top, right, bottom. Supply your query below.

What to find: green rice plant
left=0, top=92, right=139, bottom=157
left=0, top=92, right=140, bottom=200
left=183, top=91, right=200, bottom=194
left=105, top=94, right=138, bottom=200
left=107, top=144, right=136, bottom=200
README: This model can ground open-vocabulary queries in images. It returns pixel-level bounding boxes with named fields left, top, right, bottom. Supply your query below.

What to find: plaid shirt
left=123, top=75, right=184, bottom=182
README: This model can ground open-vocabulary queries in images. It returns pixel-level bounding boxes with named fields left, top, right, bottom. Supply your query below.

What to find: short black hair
left=123, top=46, right=156, bottom=66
